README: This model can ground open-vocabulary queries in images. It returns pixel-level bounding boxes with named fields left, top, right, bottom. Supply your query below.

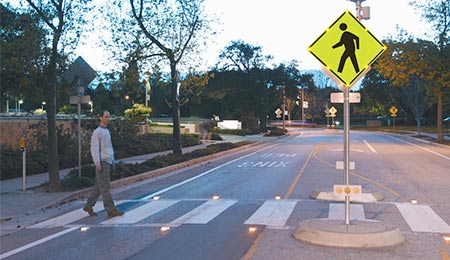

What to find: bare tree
left=24, top=0, right=92, bottom=191
left=102, top=0, right=215, bottom=154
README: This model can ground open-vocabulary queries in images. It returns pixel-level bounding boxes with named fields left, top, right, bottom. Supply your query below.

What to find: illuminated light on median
left=153, top=196, right=160, bottom=201
left=160, top=226, right=171, bottom=232
left=443, top=234, right=450, bottom=243
left=274, top=195, right=282, bottom=200
left=80, top=227, right=90, bottom=232
left=212, top=195, right=220, bottom=200
left=248, top=227, right=258, bottom=233
left=411, top=200, right=418, bottom=204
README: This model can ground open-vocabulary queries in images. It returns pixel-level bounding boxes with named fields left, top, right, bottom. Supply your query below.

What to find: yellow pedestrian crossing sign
left=308, top=10, right=386, bottom=88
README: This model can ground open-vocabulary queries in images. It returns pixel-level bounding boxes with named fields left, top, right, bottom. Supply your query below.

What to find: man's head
left=99, top=110, right=110, bottom=127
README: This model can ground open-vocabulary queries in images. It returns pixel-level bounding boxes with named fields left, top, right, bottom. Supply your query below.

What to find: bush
left=264, top=127, right=287, bottom=136
left=60, top=168, right=95, bottom=191
left=210, top=128, right=253, bottom=136
left=0, top=119, right=200, bottom=180
left=124, top=104, right=151, bottom=122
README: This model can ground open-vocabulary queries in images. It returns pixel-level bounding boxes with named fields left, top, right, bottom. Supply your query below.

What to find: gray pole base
left=293, top=218, right=405, bottom=248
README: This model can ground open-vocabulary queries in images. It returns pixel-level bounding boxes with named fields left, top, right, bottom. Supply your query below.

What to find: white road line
left=363, top=139, right=378, bottom=153
left=29, top=204, right=104, bottom=228
left=170, top=199, right=237, bottom=224
left=389, top=136, right=450, bottom=161
left=396, top=203, right=450, bottom=233
left=101, top=200, right=179, bottom=225
left=328, top=203, right=366, bottom=220
left=139, top=144, right=279, bottom=200
left=244, top=200, right=297, bottom=227
left=0, top=226, right=79, bottom=259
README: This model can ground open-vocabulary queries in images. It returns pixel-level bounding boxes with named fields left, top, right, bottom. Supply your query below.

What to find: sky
left=200, top=0, right=429, bottom=70
left=77, top=0, right=431, bottom=72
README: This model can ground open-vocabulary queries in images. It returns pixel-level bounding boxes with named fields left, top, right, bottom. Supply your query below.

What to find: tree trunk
left=47, top=42, right=61, bottom=191
left=170, top=58, right=182, bottom=155
left=416, top=115, right=422, bottom=137
left=436, top=89, right=443, bottom=143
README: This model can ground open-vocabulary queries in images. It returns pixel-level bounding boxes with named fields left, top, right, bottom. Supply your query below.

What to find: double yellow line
left=284, top=143, right=321, bottom=199
left=311, top=144, right=401, bottom=198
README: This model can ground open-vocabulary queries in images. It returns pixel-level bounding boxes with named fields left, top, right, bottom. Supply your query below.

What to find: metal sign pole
left=343, top=87, right=351, bottom=225
left=22, top=148, right=26, bottom=191
left=77, top=79, right=83, bottom=178
left=282, top=85, right=286, bottom=130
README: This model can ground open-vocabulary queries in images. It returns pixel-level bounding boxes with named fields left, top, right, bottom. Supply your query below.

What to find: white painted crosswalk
left=171, top=199, right=237, bottom=224
left=28, top=199, right=450, bottom=234
left=30, top=204, right=104, bottom=228
left=395, top=203, right=450, bottom=233
left=102, top=200, right=179, bottom=225
left=244, top=200, right=297, bottom=228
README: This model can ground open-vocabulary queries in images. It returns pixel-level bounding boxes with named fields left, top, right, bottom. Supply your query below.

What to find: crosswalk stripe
left=27, top=199, right=450, bottom=233
left=328, top=203, right=365, bottom=220
left=170, top=199, right=237, bottom=224
left=30, top=204, right=104, bottom=228
left=101, top=200, right=179, bottom=225
left=395, top=203, right=450, bottom=233
left=244, top=200, right=297, bottom=227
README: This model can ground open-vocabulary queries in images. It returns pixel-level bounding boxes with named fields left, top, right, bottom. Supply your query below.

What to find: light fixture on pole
left=346, top=0, right=370, bottom=20
left=143, top=79, right=151, bottom=107
left=18, top=99, right=23, bottom=112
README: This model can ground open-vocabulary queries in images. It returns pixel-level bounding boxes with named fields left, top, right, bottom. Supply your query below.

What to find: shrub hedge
left=1, top=119, right=201, bottom=180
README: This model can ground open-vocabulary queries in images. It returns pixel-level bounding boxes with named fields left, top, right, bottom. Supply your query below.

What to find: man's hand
left=95, top=164, right=102, bottom=173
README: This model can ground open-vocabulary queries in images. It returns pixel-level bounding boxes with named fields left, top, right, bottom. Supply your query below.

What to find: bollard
left=19, top=137, right=26, bottom=191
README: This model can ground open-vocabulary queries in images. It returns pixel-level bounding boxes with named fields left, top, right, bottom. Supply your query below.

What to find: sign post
left=64, top=57, right=96, bottom=177
left=390, top=106, right=398, bottom=127
left=19, top=137, right=26, bottom=191
left=329, top=106, right=337, bottom=128
left=308, top=10, right=385, bottom=225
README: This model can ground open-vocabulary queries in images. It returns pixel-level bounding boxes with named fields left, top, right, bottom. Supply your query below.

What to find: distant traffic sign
left=390, top=106, right=398, bottom=117
left=308, top=10, right=386, bottom=88
left=275, top=108, right=282, bottom=118
left=329, top=106, right=337, bottom=117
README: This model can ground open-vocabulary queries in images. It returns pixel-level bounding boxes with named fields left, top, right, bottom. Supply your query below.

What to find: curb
left=293, top=218, right=405, bottom=248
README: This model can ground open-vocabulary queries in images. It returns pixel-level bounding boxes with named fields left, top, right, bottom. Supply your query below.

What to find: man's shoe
left=83, top=206, right=98, bottom=216
left=107, top=208, right=124, bottom=218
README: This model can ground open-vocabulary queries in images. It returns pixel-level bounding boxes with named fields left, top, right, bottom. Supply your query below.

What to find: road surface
left=1, top=128, right=449, bottom=260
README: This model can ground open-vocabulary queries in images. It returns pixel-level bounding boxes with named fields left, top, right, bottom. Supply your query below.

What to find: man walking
left=83, top=110, right=124, bottom=218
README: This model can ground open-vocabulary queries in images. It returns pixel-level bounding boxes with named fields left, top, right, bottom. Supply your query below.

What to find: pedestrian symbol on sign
left=332, top=23, right=360, bottom=73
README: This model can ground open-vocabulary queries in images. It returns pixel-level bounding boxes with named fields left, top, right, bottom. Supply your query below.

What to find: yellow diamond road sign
left=308, top=10, right=386, bottom=88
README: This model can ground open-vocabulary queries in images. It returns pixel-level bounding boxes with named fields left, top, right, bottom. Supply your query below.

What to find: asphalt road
left=1, top=128, right=449, bottom=260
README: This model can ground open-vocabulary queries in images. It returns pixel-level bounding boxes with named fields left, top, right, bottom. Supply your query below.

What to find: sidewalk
left=0, top=134, right=265, bottom=220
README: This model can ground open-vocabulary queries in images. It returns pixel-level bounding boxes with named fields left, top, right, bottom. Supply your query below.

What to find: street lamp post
left=125, top=95, right=134, bottom=105
left=301, top=88, right=305, bottom=123
left=18, top=99, right=23, bottom=113
left=41, top=101, right=46, bottom=110
left=143, top=79, right=151, bottom=108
